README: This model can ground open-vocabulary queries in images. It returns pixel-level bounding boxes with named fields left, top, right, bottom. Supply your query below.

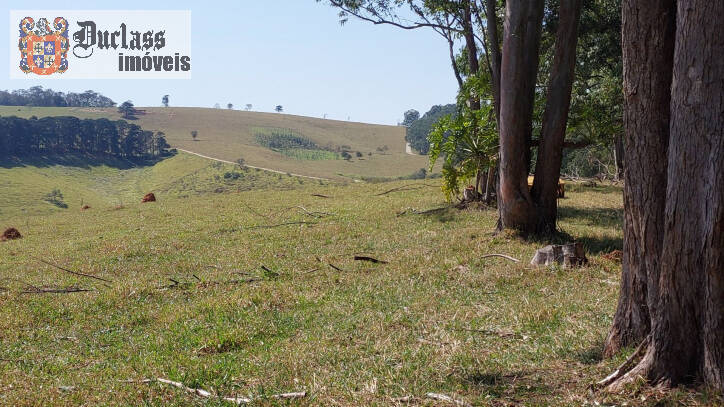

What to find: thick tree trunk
left=644, top=0, right=723, bottom=389
left=497, top=0, right=544, bottom=232
left=608, top=0, right=723, bottom=392
left=604, top=0, right=675, bottom=356
left=530, top=0, right=582, bottom=234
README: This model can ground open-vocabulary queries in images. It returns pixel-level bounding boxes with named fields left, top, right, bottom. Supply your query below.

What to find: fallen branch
left=328, top=263, right=345, bottom=272
left=286, top=206, right=333, bottom=218
left=596, top=334, right=651, bottom=388
left=151, top=378, right=306, bottom=404
left=247, top=221, right=317, bottom=230
left=31, top=256, right=112, bottom=284
left=353, top=256, right=388, bottom=264
left=481, top=254, right=521, bottom=263
left=311, top=193, right=331, bottom=198
left=425, top=392, right=472, bottom=407
left=21, top=287, right=93, bottom=294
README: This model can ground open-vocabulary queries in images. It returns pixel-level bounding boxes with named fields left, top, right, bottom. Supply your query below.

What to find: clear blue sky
left=2, top=1, right=458, bottom=125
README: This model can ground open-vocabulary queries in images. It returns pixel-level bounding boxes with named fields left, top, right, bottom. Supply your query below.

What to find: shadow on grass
left=451, top=369, right=552, bottom=399
left=572, top=338, right=606, bottom=365
left=0, top=152, right=175, bottom=170
left=558, top=206, right=623, bottom=228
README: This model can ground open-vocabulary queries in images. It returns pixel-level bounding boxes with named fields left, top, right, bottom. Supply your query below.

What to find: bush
left=44, top=188, right=68, bottom=208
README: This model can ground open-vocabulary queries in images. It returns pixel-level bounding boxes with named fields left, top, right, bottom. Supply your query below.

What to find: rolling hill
left=0, top=152, right=321, bottom=219
left=0, top=106, right=432, bottom=180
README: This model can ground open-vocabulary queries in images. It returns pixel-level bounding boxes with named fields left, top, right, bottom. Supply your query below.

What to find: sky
left=1, top=0, right=459, bottom=125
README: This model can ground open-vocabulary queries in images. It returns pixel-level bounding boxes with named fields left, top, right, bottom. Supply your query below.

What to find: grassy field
left=0, top=106, right=432, bottom=180
left=1, top=169, right=719, bottom=405
left=0, top=152, right=324, bottom=219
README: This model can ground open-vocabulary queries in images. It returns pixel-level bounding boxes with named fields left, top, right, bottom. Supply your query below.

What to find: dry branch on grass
left=311, top=193, right=331, bottom=198
left=21, top=287, right=93, bottom=294
left=353, top=256, right=388, bottom=264
left=31, top=256, right=112, bottom=284
left=376, top=184, right=437, bottom=196
left=425, top=392, right=472, bottom=407
left=285, top=205, right=334, bottom=218
left=247, top=221, right=318, bottom=229
left=148, top=377, right=306, bottom=404
left=397, top=206, right=449, bottom=216
left=481, top=253, right=521, bottom=263
left=327, top=262, right=345, bottom=272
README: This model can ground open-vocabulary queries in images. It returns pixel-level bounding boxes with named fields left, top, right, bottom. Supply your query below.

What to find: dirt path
left=405, top=142, right=416, bottom=155
left=175, top=148, right=331, bottom=181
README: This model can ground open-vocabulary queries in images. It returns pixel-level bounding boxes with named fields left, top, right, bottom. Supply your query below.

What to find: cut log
left=530, top=242, right=587, bottom=268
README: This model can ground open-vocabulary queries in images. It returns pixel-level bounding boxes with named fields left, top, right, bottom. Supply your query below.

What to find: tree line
left=0, top=86, right=116, bottom=107
left=0, top=115, right=170, bottom=158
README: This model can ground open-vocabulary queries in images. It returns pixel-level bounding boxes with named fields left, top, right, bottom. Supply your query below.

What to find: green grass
left=0, top=106, right=433, bottom=180
left=1, top=166, right=719, bottom=405
left=0, top=152, right=321, bottom=218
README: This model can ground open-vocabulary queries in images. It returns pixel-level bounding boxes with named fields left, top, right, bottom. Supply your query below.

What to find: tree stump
left=530, top=242, right=587, bottom=268
left=141, top=193, right=156, bottom=203
left=462, top=186, right=481, bottom=202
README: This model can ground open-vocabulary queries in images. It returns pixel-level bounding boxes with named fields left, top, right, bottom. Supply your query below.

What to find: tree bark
left=463, top=2, right=481, bottom=111
left=497, top=0, right=544, bottom=232
left=604, top=0, right=675, bottom=357
left=645, top=0, right=723, bottom=389
left=608, top=0, right=723, bottom=392
left=485, top=0, right=502, bottom=122
left=530, top=0, right=582, bottom=234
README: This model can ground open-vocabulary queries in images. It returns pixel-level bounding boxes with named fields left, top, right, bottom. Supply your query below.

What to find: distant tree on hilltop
left=245, top=104, right=252, bottom=111
left=162, top=95, right=169, bottom=107
left=227, top=103, right=233, bottom=110
left=118, top=100, right=136, bottom=119
left=191, top=130, right=198, bottom=141
left=275, top=105, right=284, bottom=113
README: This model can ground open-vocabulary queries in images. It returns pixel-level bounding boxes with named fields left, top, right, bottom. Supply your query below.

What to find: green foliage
left=428, top=103, right=498, bottom=202
left=44, top=188, right=68, bottom=208
left=405, top=104, right=457, bottom=154
left=401, top=109, right=420, bottom=127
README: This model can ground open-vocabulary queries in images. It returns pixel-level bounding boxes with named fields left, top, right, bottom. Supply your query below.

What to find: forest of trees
left=0, top=87, right=116, bottom=107
left=0, top=116, right=170, bottom=158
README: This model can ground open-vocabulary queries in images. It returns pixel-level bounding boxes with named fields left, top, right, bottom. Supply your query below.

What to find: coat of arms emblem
left=18, top=17, right=69, bottom=75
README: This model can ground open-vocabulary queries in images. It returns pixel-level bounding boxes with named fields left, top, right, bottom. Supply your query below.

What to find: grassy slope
left=0, top=152, right=323, bottom=218
left=0, top=177, right=716, bottom=406
left=0, top=106, right=431, bottom=180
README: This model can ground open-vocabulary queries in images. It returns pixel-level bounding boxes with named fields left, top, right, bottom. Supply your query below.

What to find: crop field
left=1, top=167, right=718, bottom=405
left=0, top=106, right=432, bottom=180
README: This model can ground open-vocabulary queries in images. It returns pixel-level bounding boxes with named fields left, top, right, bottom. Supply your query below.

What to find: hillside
left=0, top=106, right=432, bottom=180
left=0, top=152, right=321, bottom=218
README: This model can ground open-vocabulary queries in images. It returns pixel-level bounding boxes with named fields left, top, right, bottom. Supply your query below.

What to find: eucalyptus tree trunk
left=497, top=0, right=544, bottom=231
left=530, top=0, right=582, bottom=234
left=604, top=0, right=675, bottom=357
left=606, top=0, right=723, bottom=391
